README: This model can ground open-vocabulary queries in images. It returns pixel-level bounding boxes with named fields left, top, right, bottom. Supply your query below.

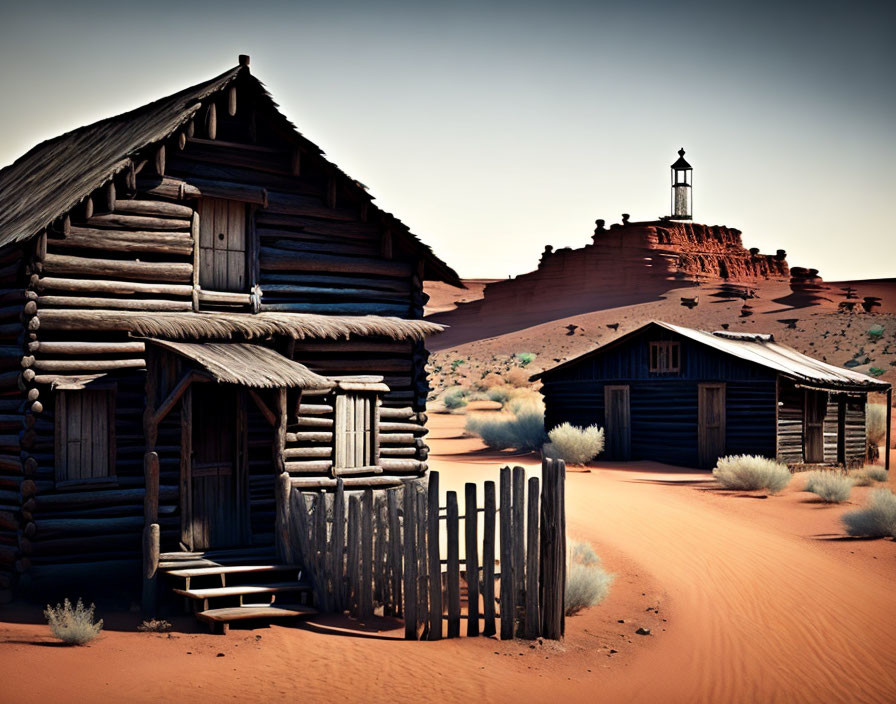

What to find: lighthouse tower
left=670, top=148, right=692, bottom=220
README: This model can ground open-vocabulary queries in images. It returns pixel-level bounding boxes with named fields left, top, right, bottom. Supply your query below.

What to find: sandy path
left=1, top=412, right=894, bottom=703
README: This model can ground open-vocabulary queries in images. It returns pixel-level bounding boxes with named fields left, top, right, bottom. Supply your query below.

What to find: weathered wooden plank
left=499, top=466, right=514, bottom=640
left=465, top=482, right=480, bottom=637
left=426, top=472, right=441, bottom=640
left=360, top=488, right=374, bottom=618
left=331, top=479, right=346, bottom=612
left=512, top=466, right=526, bottom=638
left=446, top=490, right=460, bottom=638
left=43, top=253, right=192, bottom=283
left=387, top=488, right=402, bottom=618
left=525, top=475, right=540, bottom=640
left=347, top=494, right=361, bottom=617
left=402, top=484, right=417, bottom=639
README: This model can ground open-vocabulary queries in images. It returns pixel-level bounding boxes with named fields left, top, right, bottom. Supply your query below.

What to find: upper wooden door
left=190, top=384, right=248, bottom=550
left=698, top=383, right=726, bottom=469
left=804, top=389, right=827, bottom=464
left=604, top=385, right=631, bottom=460
left=198, top=198, right=247, bottom=292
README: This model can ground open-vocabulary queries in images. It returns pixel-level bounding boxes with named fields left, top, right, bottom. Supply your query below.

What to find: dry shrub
left=505, top=367, right=531, bottom=388
left=465, top=397, right=546, bottom=451
left=803, top=471, right=853, bottom=503
left=480, top=372, right=505, bottom=389
left=544, top=423, right=605, bottom=465
left=443, top=386, right=469, bottom=410
left=44, top=598, right=103, bottom=645
left=486, top=385, right=513, bottom=405
left=566, top=541, right=613, bottom=616
left=850, top=467, right=889, bottom=486
left=713, top=455, right=792, bottom=493
left=842, top=489, right=896, bottom=538
left=865, top=467, right=889, bottom=483
left=866, top=403, right=887, bottom=446
left=138, top=618, right=172, bottom=633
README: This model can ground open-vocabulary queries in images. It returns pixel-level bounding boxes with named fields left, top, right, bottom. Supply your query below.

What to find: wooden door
left=804, top=390, right=827, bottom=464
left=190, top=385, right=247, bottom=549
left=603, top=385, right=631, bottom=460
left=698, top=383, right=726, bottom=469
left=198, top=198, right=247, bottom=292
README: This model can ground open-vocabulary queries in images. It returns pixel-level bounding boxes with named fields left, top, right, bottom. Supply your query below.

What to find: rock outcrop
left=430, top=218, right=792, bottom=347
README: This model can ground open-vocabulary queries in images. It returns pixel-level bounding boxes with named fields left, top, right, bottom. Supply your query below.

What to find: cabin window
left=649, top=341, right=681, bottom=374
left=198, top=198, right=247, bottom=292
left=54, top=390, right=116, bottom=483
left=334, top=393, right=376, bottom=470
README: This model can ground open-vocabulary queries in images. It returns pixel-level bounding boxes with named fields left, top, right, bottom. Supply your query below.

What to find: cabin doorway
left=604, top=385, right=631, bottom=460
left=698, top=383, right=726, bottom=469
left=804, top=390, right=827, bottom=464
left=189, top=384, right=249, bottom=550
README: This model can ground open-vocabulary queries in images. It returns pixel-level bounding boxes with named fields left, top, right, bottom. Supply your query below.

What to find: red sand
left=1, top=412, right=895, bottom=703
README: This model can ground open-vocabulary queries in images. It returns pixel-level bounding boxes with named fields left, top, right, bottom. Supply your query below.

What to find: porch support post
left=274, top=388, right=291, bottom=563
left=142, top=349, right=160, bottom=616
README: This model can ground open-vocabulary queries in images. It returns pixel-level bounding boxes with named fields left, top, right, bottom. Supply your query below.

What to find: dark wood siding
left=541, top=326, right=778, bottom=468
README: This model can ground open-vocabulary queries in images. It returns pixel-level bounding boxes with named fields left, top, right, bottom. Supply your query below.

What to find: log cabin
left=0, top=55, right=460, bottom=619
left=534, top=321, right=891, bottom=470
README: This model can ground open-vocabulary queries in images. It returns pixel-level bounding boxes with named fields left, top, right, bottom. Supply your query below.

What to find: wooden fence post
left=331, top=479, right=346, bottom=612
left=291, top=490, right=325, bottom=609
left=314, top=492, right=329, bottom=612
left=446, top=490, right=460, bottom=638
left=347, top=494, right=361, bottom=617
left=388, top=488, right=402, bottom=617
left=141, top=522, right=160, bottom=616
left=525, top=475, right=540, bottom=639
left=499, top=466, right=514, bottom=640
left=360, top=489, right=374, bottom=618
left=558, top=459, right=567, bottom=638
left=426, top=472, right=441, bottom=640
left=540, top=458, right=566, bottom=639
left=275, top=471, right=292, bottom=564
left=374, top=494, right=387, bottom=609
left=482, top=480, right=496, bottom=637
left=402, top=485, right=417, bottom=639
left=464, top=482, right=480, bottom=637
left=416, top=489, right=429, bottom=636
left=512, top=466, right=526, bottom=638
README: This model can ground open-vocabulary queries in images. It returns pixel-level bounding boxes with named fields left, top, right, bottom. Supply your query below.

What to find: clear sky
left=1, top=0, right=893, bottom=281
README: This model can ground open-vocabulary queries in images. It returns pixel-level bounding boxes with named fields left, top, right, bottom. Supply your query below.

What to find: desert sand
left=1, top=412, right=894, bottom=703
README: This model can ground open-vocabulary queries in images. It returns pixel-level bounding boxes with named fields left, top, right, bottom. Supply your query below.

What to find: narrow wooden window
left=198, top=197, right=247, bottom=292
left=335, top=393, right=376, bottom=469
left=55, top=390, right=116, bottom=483
left=649, top=341, right=681, bottom=374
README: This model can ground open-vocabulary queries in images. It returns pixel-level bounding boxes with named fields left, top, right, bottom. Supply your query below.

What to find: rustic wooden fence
left=277, top=458, right=566, bottom=640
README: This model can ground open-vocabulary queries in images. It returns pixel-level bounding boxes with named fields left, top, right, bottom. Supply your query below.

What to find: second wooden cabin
left=534, top=321, right=891, bottom=470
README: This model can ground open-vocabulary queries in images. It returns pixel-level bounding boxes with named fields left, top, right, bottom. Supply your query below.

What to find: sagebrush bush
left=866, top=403, right=887, bottom=445
left=842, top=489, right=896, bottom=538
left=465, top=398, right=546, bottom=451
left=850, top=470, right=876, bottom=487
left=443, top=387, right=469, bottom=409
left=44, top=598, right=103, bottom=645
left=544, top=423, right=605, bottom=465
left=486, top=385, right=512, bottom=405
left=565, top=541, right=613, bottom=616
left=138, top=618, right=172, bottom=633
left=803, top=471, right=854, bottom=503
left=865, top=467, right=889, bottom=483
left=505, top=367, right=531, bottom=388
left=515, top=352, right=536, bottom=367
left=713, top=455, right=792, bottom=493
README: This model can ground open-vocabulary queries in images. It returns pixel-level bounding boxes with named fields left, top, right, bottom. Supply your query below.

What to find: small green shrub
left=868, top=324, right=884, bottom=341
left=866, top=403, right=887, bottom=445
left=842, top=489, right=896, bottom=538
left=515, top=352, right=536, bottom=367
left=565, top=540, right=613, bottom=616
left=544, top=423, right=605, bottom=465
left=713, top=455, right=792, bottom=493
left=465, top=398, right=546, bottom=451
left=803, top=471, right=854, bottom=503
left=486, top=385, right=512, bottom=405
left=450, top=358, right=466, bottom=372
left=443, top=387, right=469, bottom=409
left=44, top=598, right=103, bottom=645
left=850, top=470, right=876, bottom=487
left=869, top=367, right=886, bottom=378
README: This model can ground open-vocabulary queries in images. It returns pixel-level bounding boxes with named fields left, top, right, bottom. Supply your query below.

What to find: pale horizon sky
left=1, top=0, right=894, bottom=281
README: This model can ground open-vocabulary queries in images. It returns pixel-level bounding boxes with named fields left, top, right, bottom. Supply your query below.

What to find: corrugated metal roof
left=535, top=321, right=890, bottom=392
left=149, top=339, right=335, bottom=390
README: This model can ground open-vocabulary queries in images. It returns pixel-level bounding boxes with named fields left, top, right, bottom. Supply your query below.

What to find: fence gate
left=278, top=458, right=567, bottom=640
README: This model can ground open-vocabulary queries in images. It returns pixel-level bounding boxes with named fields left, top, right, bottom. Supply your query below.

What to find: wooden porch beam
left=152, top=371, right=211, bottom=427
left=248, top=388, right=277, bottom=427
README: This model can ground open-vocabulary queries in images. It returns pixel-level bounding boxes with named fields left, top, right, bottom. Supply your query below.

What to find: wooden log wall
left=3, top=72, right=439, bottom=581
left=282, top=461, right=568, bottom=641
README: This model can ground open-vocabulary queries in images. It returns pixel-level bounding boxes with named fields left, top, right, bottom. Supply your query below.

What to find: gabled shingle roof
left=534, top=320, right=890, bottom=392
left=0, top=62, right=460, bottom=285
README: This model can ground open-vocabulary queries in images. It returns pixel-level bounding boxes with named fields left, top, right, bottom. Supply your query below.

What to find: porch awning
left=148, top=339, right=335, bottom=390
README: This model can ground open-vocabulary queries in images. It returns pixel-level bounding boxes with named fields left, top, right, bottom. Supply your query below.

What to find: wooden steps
left=160, top=550, right=313, bottom=633
left=196, top=604, right=317, bottom=634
